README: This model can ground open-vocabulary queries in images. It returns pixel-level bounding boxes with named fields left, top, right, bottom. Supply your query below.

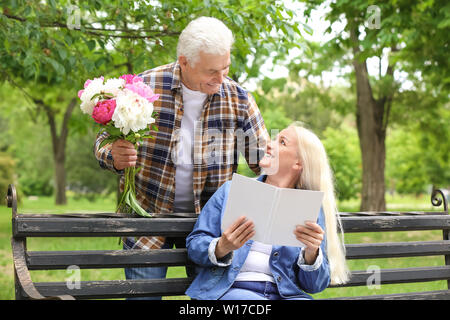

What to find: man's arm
left=94, top=131, right=118, bottom=173
left=242, top=92, right=270, bottom=175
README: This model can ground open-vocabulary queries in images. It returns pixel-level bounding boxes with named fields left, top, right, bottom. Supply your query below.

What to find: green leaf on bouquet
left=125, top=134, right=137, bottom=144
left=150, top=123, right=159, bottom=132
left=124, top=191, right=132, bottom=207
left=127, top=191, right=152, bottom=218
left=104, top=124, right=123, bottom=137
left=90, top=92, right=113, bottom=101
left=99, top=136, right=118, bottom=149
left=90, top=92, right=102, bottom=101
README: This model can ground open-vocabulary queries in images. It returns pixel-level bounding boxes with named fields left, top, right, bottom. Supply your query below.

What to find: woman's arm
left=186, top=181, right=255, bottom=268
left=293, top=209, right=331, bottom=293
left=186, top=183, right=227, bottom=267
left=215, top=216, right=254, bottom=259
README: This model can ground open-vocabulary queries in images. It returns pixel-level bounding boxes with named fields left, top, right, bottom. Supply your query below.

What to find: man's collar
left=171, top=61, right=183, bottom=91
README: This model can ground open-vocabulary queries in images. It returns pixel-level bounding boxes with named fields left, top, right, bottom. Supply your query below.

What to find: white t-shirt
left=235, top=241, right=275, bottom=282
left=173, top=83, right=207, bottom=212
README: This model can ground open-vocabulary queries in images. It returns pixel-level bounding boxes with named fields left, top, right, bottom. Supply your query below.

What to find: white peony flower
left=112, top=89, right=156, bottom=135
left=103, top=78, right=125, bottom=96
left=79, top=77, right=105, bottom=115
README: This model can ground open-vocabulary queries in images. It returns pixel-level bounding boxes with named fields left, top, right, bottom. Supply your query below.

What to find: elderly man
left=94, top=16, right=269, bottom=299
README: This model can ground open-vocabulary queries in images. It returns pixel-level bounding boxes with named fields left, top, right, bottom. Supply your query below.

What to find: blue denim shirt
left=185, top=175, right=330, bottom=300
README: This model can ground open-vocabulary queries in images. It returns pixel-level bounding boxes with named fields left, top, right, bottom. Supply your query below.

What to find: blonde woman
left=185, top=124, right=349, bottom=300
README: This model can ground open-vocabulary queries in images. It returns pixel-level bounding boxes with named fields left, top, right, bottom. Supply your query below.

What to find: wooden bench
left=7, top=184, right=450, bottom=300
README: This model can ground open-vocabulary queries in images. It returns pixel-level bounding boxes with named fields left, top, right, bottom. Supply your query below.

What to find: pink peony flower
left=84, top=76, right=104, bottom=88
left=78, top=76, right=105, bottom=100
left=120, top=74, right=143, bottom=85
left=125, top=81, right=160, bottom=103
left=84, top=79, right=92, bottom=88
left=92, top=99, right=116, bottom=125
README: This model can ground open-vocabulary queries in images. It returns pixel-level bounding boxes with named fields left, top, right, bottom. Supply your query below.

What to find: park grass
left=0, top=193, right=447, bottom=300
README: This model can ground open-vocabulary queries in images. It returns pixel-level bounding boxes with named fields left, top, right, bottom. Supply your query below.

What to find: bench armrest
left=11, top=238, right=75, bottom=300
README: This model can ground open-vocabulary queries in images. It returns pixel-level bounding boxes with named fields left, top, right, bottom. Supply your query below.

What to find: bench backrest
left=8, top=185, right=450, bottom=300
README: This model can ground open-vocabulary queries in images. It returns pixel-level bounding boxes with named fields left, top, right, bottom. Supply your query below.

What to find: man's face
left=179, top=51, right=231, bottom=95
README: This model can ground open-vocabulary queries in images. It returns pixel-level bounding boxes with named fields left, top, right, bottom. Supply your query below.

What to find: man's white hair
left=177, top=16, right=234, bottom=67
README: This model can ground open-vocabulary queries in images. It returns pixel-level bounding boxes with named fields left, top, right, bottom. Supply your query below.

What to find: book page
left=221, top=174, right=276, bottom=243
left=221, top=174, right=324, bottom=247
left=268, top=188, right=324, bottom=247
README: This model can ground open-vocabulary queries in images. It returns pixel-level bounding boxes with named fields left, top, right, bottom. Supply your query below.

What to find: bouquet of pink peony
left=78, top=74, right=159, bottom=217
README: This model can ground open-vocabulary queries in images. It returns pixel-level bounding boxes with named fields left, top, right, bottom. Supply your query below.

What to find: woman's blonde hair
left=290, top=123, right=350, bottom=285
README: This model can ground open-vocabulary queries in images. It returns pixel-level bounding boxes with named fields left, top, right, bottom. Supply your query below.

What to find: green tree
left=298, top=0, right=449, bottom=210
left=385, top=129, right=429, bottom=195
left=387, top=85, right=450, bottom=194
left=256, top=76, right=354, bottom=134
left=322, top=125, right=362, bottom=202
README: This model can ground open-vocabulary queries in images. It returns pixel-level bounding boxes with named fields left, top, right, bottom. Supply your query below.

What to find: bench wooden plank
left=345, top=240, right=450, bottom=259
left=13, top=217, right=197, bottom=237
left=17, top=211, right=448, bottom=218
left=28, top=270, right=450, bottom=299
left=340, top=211, right=448, bottom=216
left=26, top=240, right=450, bottom=270
left=330, top=266, right=450, bottom=287
left=327, top=290, right=450, bottom=300
left=27, top=249, right=191, bottom=270
left=13, top=215, right=450, bottom=237
left=341, top=215, right=450, bottom=232
left=30, top=278, right=193, bottom=299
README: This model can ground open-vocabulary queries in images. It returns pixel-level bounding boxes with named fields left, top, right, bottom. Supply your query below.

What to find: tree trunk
left=356, top=93, right=387, bottom=211
left=38, top=97, right=77, bottom=205
left=54, top=150, right=67, bottom=205
left=350, top=24, right=388, bottom=211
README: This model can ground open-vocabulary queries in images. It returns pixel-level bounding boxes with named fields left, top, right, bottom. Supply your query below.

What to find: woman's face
left=259, top=127, right=301, bottom=176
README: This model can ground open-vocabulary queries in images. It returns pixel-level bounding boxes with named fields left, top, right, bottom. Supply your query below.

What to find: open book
left=221, top=173, right=324, bottom=247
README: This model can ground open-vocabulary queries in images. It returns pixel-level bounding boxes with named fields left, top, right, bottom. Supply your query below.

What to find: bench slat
left=27, top=249, right=191, bottom=270
left=330, top=266, right=450, bottom=287
left=327, top=290, right=450, bottom=300
left=13, top=215, right=450, bottom=237
left=341, top=215, right=450, bottom=232
left=14, top=217, right=197, bottom=237
left=26, top=240, right=450, bottom=270
left=339, top=211, right=448, bottom=216
left=30, top=278, right=192, bottom=299
left=28, top=268, right=450, bottom=299
left=345, top=240, right=450, bottom=259
left=17, top=211, right=448, bottom=218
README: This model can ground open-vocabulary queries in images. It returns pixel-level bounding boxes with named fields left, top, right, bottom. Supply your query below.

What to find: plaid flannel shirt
left=94, top=61, right=269, bottom=250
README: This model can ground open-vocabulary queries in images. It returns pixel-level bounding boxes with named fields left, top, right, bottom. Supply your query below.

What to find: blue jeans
left=123, top=237, right=189, bottom=301
left=219, top=281, right=312, bottom=300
